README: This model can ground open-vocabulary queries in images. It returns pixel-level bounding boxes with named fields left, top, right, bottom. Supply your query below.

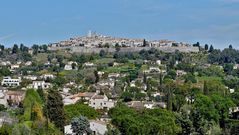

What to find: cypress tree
left=46, top=89, right=65, bottom=131
left=203, top=81, right=209, bottom=95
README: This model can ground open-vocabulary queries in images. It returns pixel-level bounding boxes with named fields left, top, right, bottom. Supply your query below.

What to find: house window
left=93, top=102, right=95, bottom=105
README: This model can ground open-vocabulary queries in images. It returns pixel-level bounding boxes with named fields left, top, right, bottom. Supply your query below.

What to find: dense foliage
left=64, top=103, right=98, bottom=124
left=109, top=104, right=181, bottom=135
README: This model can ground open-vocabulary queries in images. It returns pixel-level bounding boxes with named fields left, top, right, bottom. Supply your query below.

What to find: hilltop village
left=0, top=35, right=238, bottom=134
left=48, top=31, right=199, bottom=53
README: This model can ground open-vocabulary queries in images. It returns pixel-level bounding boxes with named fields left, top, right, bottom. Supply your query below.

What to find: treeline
left=208, top=45, right=239, bottom=64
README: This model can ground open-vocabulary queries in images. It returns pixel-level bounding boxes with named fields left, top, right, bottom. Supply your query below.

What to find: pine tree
left=143, top=39, right=147, bottom=47
left=12, top=44, right=19, bottom=54
left=46, top=89, right=65, bottom=131
left=94, top=70, right=99, bottom=83
left=71, top=115, right=92, bottom=135
left=143, top=72, right=147, bottom=84
left=209, top=45, right=214, bottom=53
left=166, top=88, right=172, bottom=111
left=204, top=44, right=209, bottom=51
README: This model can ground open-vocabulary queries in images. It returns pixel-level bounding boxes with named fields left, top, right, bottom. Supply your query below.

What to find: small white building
left=64, top=65, right=72, bottom=70
left=41, top=74, right=55, bottom=80
left=23, top=75, right=38, bottom=81
left=108, top=73, right=120, bottom=78
left=89, top=95, right=115, bottom=110
left=32, top=81, right=51, bottom=90
left=233, top=64, right=239, bottom=70
left=10, top=64, right=20, bottom=71
left=130, top=80, right=136, bottom=87
left=230, top=88, right=235, bottom=93
left=90, top=120, right=107, bottom=135
left=83, top=62, right=95, bottom=67
left=97, top=80, right=114, bottom=88
left=156, top=60, right=161, bottom=65
left=1, top=77, right=21, bottom=87
left=25, top=61, right=32, bottom=66
left=176, top=70, right=187, bottom=76
left=63, top=92, right=97, bottom=105
left=144, top=102, right=154, bottom=109
left=64, top=61, right=78, bottom=70
left=149, top=67, right=160, bottom=73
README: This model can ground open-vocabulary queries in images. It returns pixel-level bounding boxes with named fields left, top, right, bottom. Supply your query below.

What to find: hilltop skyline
left=0, top=0, right=239, bottom=49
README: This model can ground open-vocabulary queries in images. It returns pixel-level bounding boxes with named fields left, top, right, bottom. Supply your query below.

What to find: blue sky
left=0, top=0, right=239, bottom=49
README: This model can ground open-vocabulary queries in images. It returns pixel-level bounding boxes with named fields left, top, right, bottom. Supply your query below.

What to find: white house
left=64, top=61, right=78, bottom=70
left=1, top=77, right=21, bottom=87
left=230, top=88, right=235, bottom=93
left=64, top=64, right=72, bottom=70
left=97, top=71, right=105, bottom=78
left=10, top=64, right=20, bottom=71
left=63, top=92, right=97, bottom=105
left=176, top=70, right=187, bottom=76
left=23, top=75, right=38, bottom=81
left=229, top=107, right=239, bottom=114
left=90, top=120, right=107, bottom=135
left=25, top=61, right=32, bottom=66
left=83, top=62, right=95, bottom=67
left=64, top=120, right=107, bottom=135
left=156, top=60, right=161, bottom=65
left=89, top=95, right=115, bottom=110
left=5, top=91, right=25, bottom=106
left=130, top=80, right=136, bottom=87
left=152, top=92, right=161, bottom=97
left=149, top=67, right=160, bottom=73
left=41, top=74, right=55, bottom=80
left=32, top=81, right=52, bottom=90
left=144, top=102, right=155, bottom=109
left=233, top=64, right=239, bottom=70
left=97, top=80, right=114, bottom=88
left=108, top=73, right=120, bottom=79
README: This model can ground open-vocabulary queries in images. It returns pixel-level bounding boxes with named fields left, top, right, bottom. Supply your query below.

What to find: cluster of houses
left=48, top=31, right=193, bottom=51
left=2, top=50, right=239, bottom=134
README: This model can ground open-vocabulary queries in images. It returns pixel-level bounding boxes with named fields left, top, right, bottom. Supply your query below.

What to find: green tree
left=64, top=104, right=98, bottom=123
left=205, top=44, right=209, bottom=51
left=121, top=92, right=133, bottom=102
left=99, top=49, right=106, bottom=57
left=53, top=76, right=66, bottom=87
left=109, top=104, right=181, bottom=135
left=115, top=43, right=120, bottom=52
left=209, top=45, right=214, bottom=53
left=184, top=73, right=197, bottom=83
left=211, top=94, right=235, bottom=128
left=46, top=89, right=65, bottom=131
left=71, top=115, right=92, bottom=135
left=32, top=44, right=39, bottom=55
left=0, top=125, right=12, bottom=135
left=12, top=44, right=19, bottom=54
left=0, top=67, right=11, bottom=76
left=143, top=39, right=147, bottom=47
left=0, top=104, right=6, bottom=111
left=94, top=70, right=99, bottom=83
left=194, top=94, right=219, bottom=122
